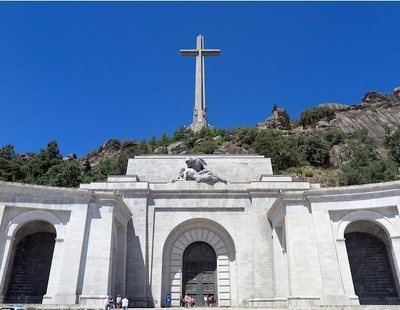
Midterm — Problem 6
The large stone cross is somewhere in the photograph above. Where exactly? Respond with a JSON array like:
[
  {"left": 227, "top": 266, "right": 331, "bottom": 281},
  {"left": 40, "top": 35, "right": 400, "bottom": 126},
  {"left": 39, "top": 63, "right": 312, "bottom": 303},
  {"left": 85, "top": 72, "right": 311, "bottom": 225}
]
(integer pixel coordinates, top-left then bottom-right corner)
[{"left": 180, "top": 35, "right": 220, "bottom": 132}]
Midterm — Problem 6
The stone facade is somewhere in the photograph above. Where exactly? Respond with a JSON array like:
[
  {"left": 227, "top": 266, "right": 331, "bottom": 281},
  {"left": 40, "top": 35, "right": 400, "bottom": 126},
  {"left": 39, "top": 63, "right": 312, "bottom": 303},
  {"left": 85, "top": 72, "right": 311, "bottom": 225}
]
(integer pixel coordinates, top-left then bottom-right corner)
[{"left": 0, "top": 155, "right": 400, "bottom": 308}]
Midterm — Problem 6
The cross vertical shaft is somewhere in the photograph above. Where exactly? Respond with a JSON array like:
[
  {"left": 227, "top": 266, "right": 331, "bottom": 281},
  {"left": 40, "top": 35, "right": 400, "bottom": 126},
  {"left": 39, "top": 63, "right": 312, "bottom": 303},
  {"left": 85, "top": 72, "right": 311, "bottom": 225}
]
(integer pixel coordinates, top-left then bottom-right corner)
[{"left": 180, "top": 35, "right": 220, "bottom": 132}]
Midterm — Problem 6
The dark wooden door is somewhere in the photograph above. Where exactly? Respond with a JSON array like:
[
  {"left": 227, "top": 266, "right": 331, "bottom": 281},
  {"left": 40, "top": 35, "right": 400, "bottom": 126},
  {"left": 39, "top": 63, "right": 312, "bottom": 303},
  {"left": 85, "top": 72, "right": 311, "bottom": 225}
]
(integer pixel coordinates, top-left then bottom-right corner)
[{"left": 182, "top": 242, "right": 217, "bottom": 306}]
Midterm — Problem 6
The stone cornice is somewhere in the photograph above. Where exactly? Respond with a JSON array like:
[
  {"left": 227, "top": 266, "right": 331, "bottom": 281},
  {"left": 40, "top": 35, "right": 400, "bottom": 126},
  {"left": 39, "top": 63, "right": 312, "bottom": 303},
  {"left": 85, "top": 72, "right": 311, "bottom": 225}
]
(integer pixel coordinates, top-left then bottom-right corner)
[
  {"left": 0, "top": 182, "right": 132, "bottom": 221},
  {"left": 0, "top": 180, "right": 93, "bottom": 204},
  {"left": 81, "top": 180, "right": 313, "bottom": 197},
  {"left": 267, "top": 191, "right": 310, "bottom": 228},
  {"left": 305, "top": 180, "right": 400, "bottom": 203}
]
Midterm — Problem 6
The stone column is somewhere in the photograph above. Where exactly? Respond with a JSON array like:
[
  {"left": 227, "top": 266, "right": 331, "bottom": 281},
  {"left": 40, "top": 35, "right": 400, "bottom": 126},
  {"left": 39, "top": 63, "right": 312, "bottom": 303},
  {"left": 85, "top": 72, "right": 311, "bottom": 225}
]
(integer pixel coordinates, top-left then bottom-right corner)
[
  {"left": 335, "top": 238, "right": 358, "bottom": 304},
  {"left": 0, "top": 204, "right": 9, "bottom": 301},
  {"left": 285, "top": 204, "right": 323, "bottom": 307},
  {"left": 47, "top": 204, "right": 89, "bottom": 304},
  {"left": 42, "top": 237, "right": 65, "bottom": 303},
  {"left": 79, "top": 203, "right": 115, "bottom": 307},
  {"left": 0, "top": 235, "right": 14, "bottom": 302},
  {"left": 272, "top": 226, "right": 289, "bottom": 299},
  {"left": 125, "top": 196, "right": 151, "bottom": 307},
  {"left": 312, "top": 211, "right": 352, "bottom": 304},
  {"left": 389, "top": 236, "right": 400, "bottom": 290},
  {"left": 113, "top": 224, "right": 127, "bottom": 296}
]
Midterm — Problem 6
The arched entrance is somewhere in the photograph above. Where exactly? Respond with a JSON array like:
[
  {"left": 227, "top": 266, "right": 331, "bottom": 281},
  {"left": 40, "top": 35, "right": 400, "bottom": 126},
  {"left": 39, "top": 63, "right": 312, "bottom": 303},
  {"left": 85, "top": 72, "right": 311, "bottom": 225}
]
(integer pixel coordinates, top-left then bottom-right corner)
[
  {"left": 3, "top": 221, "right": 56, "bottom": 304},
  {"left": 161, "top": 219, "right": 236, "bottom": 307},
  {"left": 345, "top": 220, "right": 400, "bottom": 305},
  {"left": 182, "top": 242, "right": 217, "bottom": 306}
]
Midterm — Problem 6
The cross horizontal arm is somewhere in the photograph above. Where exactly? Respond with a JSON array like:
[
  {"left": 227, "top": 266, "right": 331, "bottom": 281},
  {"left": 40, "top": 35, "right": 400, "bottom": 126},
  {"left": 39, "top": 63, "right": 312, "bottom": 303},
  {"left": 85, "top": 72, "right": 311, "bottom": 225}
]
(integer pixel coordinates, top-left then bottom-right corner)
[
  {"left": 180, "top": 49, "right": 199, "bottom": 56},
  {"left": 180, "top": 49, "right": 221, "bottom": 56},
  {"left": 202, "top": 49, "right": 221, "bottom": 56}
]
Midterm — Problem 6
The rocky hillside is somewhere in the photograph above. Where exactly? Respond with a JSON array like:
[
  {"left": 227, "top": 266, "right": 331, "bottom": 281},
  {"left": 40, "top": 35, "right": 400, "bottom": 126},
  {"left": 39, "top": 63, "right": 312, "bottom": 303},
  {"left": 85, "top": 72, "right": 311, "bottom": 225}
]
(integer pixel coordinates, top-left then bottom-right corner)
[
  {"left": 321, "top": 88, "right": 400, "bottom": 145},
  {"left": 74, "top": 87, "right": 399, "bottom": 187},
  {"left": 256, "top": 87, "right": 400, "bottom": 145},
  {"left": 1, "top": 87, "right": 399, "bottom": 188}
]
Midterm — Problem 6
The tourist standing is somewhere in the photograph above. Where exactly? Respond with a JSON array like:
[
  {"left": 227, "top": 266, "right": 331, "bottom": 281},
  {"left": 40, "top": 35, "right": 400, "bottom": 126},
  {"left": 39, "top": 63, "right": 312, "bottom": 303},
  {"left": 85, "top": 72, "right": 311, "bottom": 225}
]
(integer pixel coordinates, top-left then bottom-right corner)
[
  {"left": 116, "top": 294, "right": 122, "bottom": 309},
  {"left": 207, "top": 295, "right": 214, "bottom": 307},
  {"left": 122, "top": 296, "right": 129, "bottom": 310},
  {"left": 108, "top": 296, "right": 115, "bottom": 309}
]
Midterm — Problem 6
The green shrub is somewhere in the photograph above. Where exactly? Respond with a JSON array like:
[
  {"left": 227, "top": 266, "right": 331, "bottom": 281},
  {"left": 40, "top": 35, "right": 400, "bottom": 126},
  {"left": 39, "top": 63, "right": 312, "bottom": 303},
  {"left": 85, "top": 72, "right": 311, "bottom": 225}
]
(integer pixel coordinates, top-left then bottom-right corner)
[
  {"left": 303, "top": 136, "right": 330, "bottom": 167},
  {"left": 275, "top": 133, "right": 330, "bottom": 167},
  {"left": 324, "top": 129, "right": 350, "bottom": 147},
  {"left": 195, "top": 127, "right": 227, "bottom": 140},
  {"left": 23, "top": 141, "right": 63, "bottom": 184},
  {"left": 0, "top": 144, "right": 16, "bottom": 160},
  {"left": 172, "top": 126, "right": 189, "bottom": 142},
  {"left": 286, "top": 167, "right": 303, "bottom": 174},
  {"left": 339, "top": 142, "right": 398, "bottom": 186},
  {"left": 157, "top": 133, "right": 170, "bottom": 147},
  {"left": 385, "top": 128, "right": 400, "bottom": 164},
  {"left": 235, "top": 127, "right": 258, "bottom": 146},
  {"left": 304, "top": 169, "right": 314, "bottom": 177},
  {"left": 339, "top": 158, "right": 397, "bottom": 186},
  {"left": 136, "top": 140, "right": 150, "bottom": 154},
  {"left": 37, "top": 160, "right": 82, "bottom": 187},
  {"left": 0, "top": 158, "right": 25, "bottom": 182},
  {"left": 349, "top": 129, "right": 375, "bottom": 146},
  {"left": 299, "top": 106, "right": 336, "bottom": 128},
  {"left": 253, "top": 130, "right": 302, "bottom": 170},
  {"left": 190, "top": 140, "right": 218, "bottom": 154}
]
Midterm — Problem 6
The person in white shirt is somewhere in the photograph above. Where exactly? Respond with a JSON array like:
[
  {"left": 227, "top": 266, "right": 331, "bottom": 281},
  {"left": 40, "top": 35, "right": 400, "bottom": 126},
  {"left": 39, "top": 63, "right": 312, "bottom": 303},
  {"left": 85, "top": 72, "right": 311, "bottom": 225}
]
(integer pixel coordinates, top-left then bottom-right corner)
[
  {"left": 122, "top": 296, "right": 129, "bottom": 310},
  {"left": 116, "top": 294, "right": 122, "bottom": 308}
]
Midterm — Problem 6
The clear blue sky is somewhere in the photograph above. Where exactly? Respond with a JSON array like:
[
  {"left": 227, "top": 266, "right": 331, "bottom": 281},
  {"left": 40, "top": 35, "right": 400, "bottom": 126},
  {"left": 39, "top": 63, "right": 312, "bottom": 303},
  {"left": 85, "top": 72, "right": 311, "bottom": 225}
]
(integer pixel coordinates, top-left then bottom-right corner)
[{"left": 1, "top": 2, "right": 400, "bottom": 156}]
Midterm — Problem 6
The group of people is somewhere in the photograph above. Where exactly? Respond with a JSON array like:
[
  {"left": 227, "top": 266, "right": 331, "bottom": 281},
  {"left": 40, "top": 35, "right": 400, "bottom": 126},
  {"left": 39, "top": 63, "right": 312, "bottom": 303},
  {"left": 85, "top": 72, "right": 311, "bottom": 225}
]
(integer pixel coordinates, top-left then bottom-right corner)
[
  {"left": 104, "top": 294, "right": 129, "bottom": 310},
  {"left": 182, "top": 294, "right": 195, "bottom": 308},
  {"left": 182, "top": 294, "right": 214, "bottom": 307}
]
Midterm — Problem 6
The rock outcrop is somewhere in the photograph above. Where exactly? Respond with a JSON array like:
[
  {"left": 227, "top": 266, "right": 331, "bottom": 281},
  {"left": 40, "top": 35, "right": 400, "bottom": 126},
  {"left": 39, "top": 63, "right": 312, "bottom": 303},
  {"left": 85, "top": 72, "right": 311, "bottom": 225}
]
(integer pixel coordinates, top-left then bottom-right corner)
[
  {"left": 257, "top": 108, "right": 291, "bottom": 130},
  {"left": 215, "top": 140, "right": 250, "bottom": 154},
  {"left": 154, "top": 146, "right": 168, "bottom": 154},
  {"left": 79, "top": 158, "right": 91, "bottom": 175},
  {"left": 362, "top": 91, "right": 392, "bottom": 105},
  {"left": 328, "top": 87, "right": 400, "bottom": 145},
  {"left": 167, "top": 141, "right": 187, "bottom": 154}
]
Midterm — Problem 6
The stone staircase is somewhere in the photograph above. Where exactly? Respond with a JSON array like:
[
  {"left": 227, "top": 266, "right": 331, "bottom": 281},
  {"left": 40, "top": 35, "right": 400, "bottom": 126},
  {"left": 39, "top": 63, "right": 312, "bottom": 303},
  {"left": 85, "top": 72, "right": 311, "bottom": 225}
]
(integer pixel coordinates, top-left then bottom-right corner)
[{"left": 2, "top": 307, "right": 400, "bottom": 310}]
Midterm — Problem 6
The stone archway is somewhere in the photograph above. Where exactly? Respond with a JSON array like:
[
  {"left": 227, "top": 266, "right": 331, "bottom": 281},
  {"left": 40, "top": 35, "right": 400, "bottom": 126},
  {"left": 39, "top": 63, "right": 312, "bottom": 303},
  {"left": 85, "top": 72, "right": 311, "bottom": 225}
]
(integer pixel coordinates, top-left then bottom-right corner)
[
  {"left": 345, "top": 220, "right": 400, "bottom": 305},
  {"left": 3, "top": 221, "right": 56, "bottom": 303},
  {"left": 162, "top": 219, "right": 235, "bottom": 308}
]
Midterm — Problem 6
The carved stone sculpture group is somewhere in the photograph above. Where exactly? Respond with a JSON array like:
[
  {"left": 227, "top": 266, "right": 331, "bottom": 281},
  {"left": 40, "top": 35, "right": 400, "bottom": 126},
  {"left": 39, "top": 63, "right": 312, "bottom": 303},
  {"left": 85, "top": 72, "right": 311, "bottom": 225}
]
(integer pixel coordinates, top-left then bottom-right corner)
[{"left": 172, "top": 157, "right": 227, "bottom": 185}]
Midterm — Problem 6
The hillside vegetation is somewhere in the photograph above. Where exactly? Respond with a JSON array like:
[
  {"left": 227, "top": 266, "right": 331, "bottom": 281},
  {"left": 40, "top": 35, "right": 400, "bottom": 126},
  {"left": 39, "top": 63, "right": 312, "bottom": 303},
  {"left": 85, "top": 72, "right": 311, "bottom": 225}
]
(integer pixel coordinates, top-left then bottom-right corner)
[{"left": 1, "top": 88, "right": 400, "bottom": 188}]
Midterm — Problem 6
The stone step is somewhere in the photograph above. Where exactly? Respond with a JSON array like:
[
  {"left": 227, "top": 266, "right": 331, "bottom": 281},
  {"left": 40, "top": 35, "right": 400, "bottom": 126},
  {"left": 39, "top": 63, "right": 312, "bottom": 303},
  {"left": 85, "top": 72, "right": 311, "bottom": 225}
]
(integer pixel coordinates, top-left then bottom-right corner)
[{"left": 3, "top": 307, "right": 400, "bottom": 310}]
